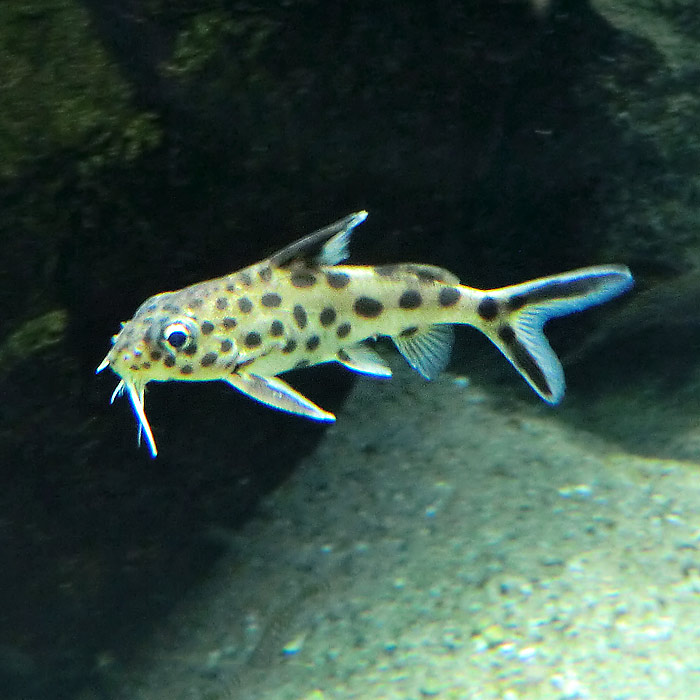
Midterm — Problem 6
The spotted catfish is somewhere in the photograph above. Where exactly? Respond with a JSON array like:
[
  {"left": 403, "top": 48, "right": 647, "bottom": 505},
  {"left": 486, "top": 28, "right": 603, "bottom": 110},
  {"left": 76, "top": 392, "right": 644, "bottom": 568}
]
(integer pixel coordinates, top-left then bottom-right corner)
[{"left": 97, "top": 211, "right": 633, "bottom": 456}]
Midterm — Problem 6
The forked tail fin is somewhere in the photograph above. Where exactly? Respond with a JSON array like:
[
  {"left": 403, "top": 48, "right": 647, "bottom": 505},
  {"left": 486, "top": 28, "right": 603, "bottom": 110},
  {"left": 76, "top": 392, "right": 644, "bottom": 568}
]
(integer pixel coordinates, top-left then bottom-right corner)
[{"left": 479, "top": 265, "right": 633, "bottom": 404}]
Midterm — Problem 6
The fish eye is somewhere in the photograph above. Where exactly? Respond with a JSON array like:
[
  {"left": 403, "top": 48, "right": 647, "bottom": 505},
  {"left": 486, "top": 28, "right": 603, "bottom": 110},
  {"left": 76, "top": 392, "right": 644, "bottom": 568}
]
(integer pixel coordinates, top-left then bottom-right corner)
[{"left": 163, "top": 322, "right": 193, "bottom": 349}]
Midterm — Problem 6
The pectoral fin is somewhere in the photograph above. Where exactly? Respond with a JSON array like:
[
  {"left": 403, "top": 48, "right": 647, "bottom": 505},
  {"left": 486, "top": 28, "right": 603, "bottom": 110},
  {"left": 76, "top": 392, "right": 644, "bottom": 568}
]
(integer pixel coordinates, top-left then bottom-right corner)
[{"left": 225, "top": 373, "right": 336, "bottom": 422}]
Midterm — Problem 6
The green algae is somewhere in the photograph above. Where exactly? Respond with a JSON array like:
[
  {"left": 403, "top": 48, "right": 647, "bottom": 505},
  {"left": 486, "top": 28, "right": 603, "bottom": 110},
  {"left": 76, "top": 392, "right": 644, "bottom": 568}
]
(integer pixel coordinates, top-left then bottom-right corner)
[
  {"left": 164, "top": 10, "right": 278, "bottom": 80},
  {"left": 0, "top": 0, "right": 160, "bottom": 181},
  {"left": 0, "top": 309, "right": 67, "bottom": 376}
]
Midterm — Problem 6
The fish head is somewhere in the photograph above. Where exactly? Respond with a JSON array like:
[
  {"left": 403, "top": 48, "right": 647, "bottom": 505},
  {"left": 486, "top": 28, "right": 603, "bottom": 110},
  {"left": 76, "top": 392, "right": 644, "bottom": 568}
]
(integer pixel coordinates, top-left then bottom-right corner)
[
  {"left": 100, "top": 304, "right": 190, "bottom": 380},
  {"left": 100, "top": 289, "right": 243, "bottom": 377},
  {"left": 96, "top": 290, "right": 241, "bottom": 456}
]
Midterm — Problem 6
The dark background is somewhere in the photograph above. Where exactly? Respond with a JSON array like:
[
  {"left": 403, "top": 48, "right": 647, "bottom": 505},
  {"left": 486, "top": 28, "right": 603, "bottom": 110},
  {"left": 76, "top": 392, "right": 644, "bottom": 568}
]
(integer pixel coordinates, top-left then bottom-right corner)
[{"left": 1, "top": 0, "right": 699, "bottom": 697}]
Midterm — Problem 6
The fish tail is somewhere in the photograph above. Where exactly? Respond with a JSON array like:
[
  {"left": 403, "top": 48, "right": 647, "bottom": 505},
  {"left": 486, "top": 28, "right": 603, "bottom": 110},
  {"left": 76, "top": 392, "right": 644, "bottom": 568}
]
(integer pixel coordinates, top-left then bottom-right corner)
[{"left": 474, "top": 265, "right": 633, "bottom": 403}]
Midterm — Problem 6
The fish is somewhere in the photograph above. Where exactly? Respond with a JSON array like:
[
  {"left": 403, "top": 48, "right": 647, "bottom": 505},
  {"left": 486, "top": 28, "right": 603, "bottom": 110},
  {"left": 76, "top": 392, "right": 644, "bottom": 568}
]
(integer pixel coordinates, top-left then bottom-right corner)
[{"left": 96, "top": 211, "right": 633, "bottom": 457}]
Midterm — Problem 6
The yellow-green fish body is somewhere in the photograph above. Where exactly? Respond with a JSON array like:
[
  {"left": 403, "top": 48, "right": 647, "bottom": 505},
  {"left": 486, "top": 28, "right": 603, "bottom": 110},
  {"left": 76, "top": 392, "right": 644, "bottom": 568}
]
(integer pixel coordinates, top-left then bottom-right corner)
[{"left": 97, "top": 212, "right": 633, "bottom": 456}]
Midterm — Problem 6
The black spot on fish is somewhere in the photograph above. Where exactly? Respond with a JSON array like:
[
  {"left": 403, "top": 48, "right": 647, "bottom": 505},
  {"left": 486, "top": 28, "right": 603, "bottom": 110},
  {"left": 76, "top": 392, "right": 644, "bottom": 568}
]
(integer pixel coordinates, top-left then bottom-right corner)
[
  {"left": 226, "top": 283, "right": 237, "bottom": 293},
  {"left": 270, "top": 320, "right": 284, "bottom": 337},
  {"left": 406, "top": 265, "right": 447, "bottom": 284},
  {"left": 438, "top": 287, "right": 460, "bottom": 307},
  {"left": 130, "top": 364, "right": 140, "bottom": 371},
  {"left": 180, "top": 364, "right": 193, "bottom": 375},
  {"left": 498, "top": 324, "right": 516, "bottom": 344},
  {"left": 524, "top": 276, "right": 609, "bottom": 305},
  {"left": 295, "top": 359, "right": 310, "bottom": 369},
  {"left": 245, "top": 331, "right": 261, "bottom": 348},
  {"left": 164, "top": 355, "right": 176, "bottom": 368},
  {"left": 201, "top": 352, "right": 218, "bottom": 367},
  {"left": 337, "top": 322, "right": 351, "bottom": 338},
  {"left": 221, "top": 339, "right": 233, "bottom": 352},
  {"left": 293, "top": 305, "right": 308, "bottom": 329},
  {"left": 189, "top": 298, "right": 203, "bottom": 309},
  {"left": 216, "top": 297, "right": 228, "bottom": 310},
  {"left": 306, "top": 335, "right": 320, "bottom": 351},
  {"left": 497, "top": 324, "right": 551, "bottom": 397},
  {"left": 417, "top": 271, "right": 440, "bottom": 283},
  {"left": 222, "top": 317, "right": 237, "bottom": 329},
  {"left": 183, "top": 343, "right": 198, "bottom": 356},
  {"left": 337, "top": 349, "right": 351, "bottom": 361},
  {"left": 238, "top": 297, "right": 253, "bottom": 313},
  {"left": 399, "top": 290, "right": 422, "bottom": 309},
  {"left": 259, "top": 266, "right": 272, "bottom": 282},
  {"left": 239, "top": 271, "right": 253, "bottom": 287},
  {"left": 261, "top": 292, "right": 282, "bottom": 308},
  {"left": 150, "top": 350, "right": 162, "bottom": 361},
  {"left": 326, "top": 271, "right": 350, "bottom": 289},
  {"left": 320, "top": 307, "right": 336, "bottom": 327},
  {"left": 201, "top": 321, "right": 214, "bottom": 335},
  {"left": 507, "top": 295, "right": 527, "bottom": 312},
  {"left": 399, "top": 326, "right": 418, "bottom": 337},
  {"left": 291, "top": 271, "right": 316, "bottom": 288},
  {"left": 282, "top": 339, "right": 297, "bottom": 353},
  {"left": 477, "top": 297, "right": 499, "bottom": 321},
  {"left": 354, "top": 296, "right": 384, "bottom": 318},
  {"left": 142, "top": 362, "right": 151, "bottom": 370},
  {"left": 162, "top": 303, "right": 181, "bottom": 313},
  {"left": 375, "top": 265, "right": 399, "bottom": 278}
]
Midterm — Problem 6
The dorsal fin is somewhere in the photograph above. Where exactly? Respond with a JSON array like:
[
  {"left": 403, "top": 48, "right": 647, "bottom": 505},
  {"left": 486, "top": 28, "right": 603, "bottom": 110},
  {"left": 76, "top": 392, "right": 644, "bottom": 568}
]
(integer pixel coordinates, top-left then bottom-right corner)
[{"left": 268, "top": 211, "right": 367, "bottom": 268}]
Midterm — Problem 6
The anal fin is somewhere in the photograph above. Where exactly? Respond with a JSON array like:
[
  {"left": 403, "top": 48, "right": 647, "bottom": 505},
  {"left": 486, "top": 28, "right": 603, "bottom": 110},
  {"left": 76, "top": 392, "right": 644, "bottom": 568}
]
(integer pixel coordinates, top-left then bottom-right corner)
[
  {"left": 337, "top": 344, "right": 392, "bottom": 378},
  {"left": 392, "top": 324, "right": 454, "bottom": 380},
  {"left": 225, "top": 373, "right": 335, "bottom": 422}
]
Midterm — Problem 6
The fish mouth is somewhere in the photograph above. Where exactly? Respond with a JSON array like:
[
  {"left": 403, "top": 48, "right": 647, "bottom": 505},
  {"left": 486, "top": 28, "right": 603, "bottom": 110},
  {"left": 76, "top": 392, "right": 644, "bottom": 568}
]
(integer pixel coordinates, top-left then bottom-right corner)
[{"left": 97, "top": 357, "right": 158, "bottom": 458}]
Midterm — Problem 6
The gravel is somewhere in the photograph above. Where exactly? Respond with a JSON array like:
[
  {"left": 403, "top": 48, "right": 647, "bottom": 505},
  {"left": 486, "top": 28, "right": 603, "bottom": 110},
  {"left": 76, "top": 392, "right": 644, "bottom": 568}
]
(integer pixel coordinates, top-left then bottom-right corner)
[{"left": 107, "top": 364, "right": 700, "bottom": 700}]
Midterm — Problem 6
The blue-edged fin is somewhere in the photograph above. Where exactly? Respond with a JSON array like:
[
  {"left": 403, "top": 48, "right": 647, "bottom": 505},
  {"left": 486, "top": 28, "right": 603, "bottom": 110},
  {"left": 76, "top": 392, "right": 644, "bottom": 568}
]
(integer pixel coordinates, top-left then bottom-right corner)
[
  {"left": 268, "top": 211, "right": 367, "bottom": 267},
  {"left": 337, "top": 344, "right": 393, "bottom": 378},
  {"left": 392, "top": 325, "right": 455, "bottom": 380},
  {"left": 481, "top": 265, "right": 634, "bottom": 404},
  {"left": 226, "top": 373, "right": 336, "bottom": 421}
]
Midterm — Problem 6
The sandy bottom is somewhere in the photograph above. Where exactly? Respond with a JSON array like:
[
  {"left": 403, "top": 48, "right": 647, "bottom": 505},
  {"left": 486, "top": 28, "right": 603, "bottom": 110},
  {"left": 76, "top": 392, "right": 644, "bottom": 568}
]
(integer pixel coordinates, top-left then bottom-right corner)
[{"left": 110, "top": 365, "right": 700, "bottom": 700}]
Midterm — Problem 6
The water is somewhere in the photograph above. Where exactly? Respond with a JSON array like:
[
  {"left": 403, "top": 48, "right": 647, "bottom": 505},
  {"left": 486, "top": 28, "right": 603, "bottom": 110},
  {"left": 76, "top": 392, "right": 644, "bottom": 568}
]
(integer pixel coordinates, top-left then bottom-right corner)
[{"left": 1, "top": 0, "right": 700, "bottom": 698}]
